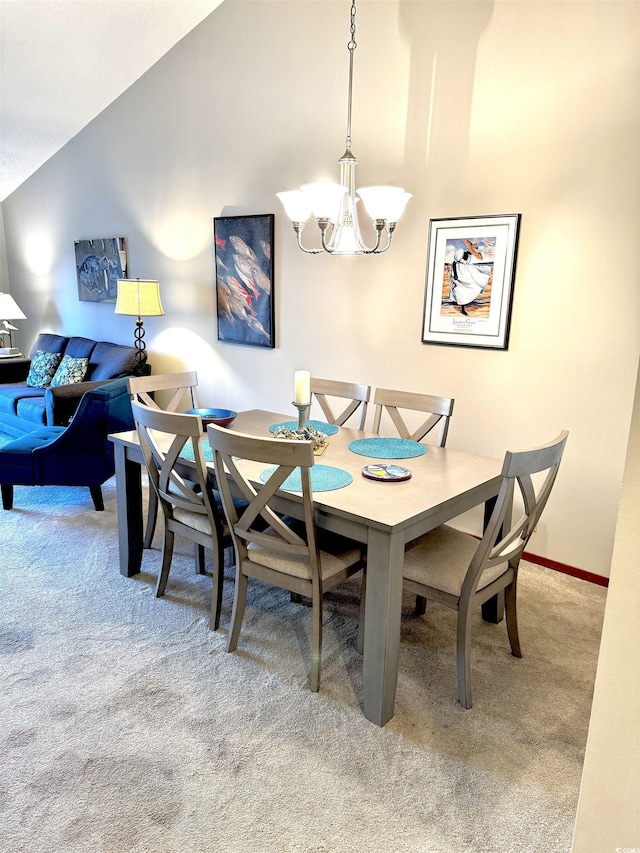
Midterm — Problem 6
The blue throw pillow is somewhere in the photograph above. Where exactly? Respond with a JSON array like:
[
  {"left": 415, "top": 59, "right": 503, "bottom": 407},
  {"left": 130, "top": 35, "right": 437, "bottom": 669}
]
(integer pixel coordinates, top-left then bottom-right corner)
[
  {"left": 26, "top": 351, "right": 63, "bottom": 388},
  {"left": 50, "top": 354, "right": 89, "bottom": 387}
]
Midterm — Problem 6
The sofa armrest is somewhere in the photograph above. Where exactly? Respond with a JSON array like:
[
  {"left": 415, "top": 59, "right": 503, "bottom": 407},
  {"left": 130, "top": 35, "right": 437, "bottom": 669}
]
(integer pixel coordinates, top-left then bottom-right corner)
[
  {"left": 45, "top": 380, "right": 121, "bottom": 426},
  {"left": 0, "top": 357, "right": 31, "bottom": 384}
]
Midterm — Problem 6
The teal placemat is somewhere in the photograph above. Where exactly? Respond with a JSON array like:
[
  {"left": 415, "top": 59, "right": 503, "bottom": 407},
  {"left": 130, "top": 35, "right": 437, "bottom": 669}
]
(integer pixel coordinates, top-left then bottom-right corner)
[
  {"left": 259, "top": 464, "right": 352, "bottom": 492},
  {"left": 348, "top": 437, "right": 427, "bottom": 459},
  {"left": 179, "top": 440, "right": 213, "bottom": 463},
  {"left": 268, "top": 420, "right": 339, "bottom": 436}
]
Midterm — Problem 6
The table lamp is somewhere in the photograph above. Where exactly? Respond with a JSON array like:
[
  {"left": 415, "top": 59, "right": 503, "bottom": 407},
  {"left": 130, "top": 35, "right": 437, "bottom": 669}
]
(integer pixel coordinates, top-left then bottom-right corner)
[
  {"left": 0, "top": 292, "right": 27, "bottom": 353},
  {"left": 115, "top": 279, "right": 164, "bottom": 373}
]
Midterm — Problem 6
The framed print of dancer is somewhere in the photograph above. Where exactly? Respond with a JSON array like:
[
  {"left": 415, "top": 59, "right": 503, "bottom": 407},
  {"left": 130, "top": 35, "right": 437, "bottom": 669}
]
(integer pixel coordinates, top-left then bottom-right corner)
[{"left": 422, "top": 214, "right": 520, "bottom": 350}]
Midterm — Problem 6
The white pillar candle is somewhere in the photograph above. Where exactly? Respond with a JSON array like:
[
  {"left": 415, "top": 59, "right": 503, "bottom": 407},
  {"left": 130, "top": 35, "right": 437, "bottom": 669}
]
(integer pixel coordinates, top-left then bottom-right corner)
[{"left": 294, "top": 370, "right": 311, "bottom": 405}]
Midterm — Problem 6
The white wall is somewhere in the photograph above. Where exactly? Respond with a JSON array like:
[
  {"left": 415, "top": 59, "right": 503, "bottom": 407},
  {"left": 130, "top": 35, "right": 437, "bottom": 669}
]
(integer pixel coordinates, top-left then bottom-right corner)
[{"left": 1, "top": 0, "right": 638, "bottom": 577}]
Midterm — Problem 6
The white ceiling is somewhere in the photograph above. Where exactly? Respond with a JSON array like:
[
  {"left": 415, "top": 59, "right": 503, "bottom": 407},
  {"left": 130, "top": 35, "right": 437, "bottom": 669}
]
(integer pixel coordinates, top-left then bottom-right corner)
[{"left": 0, "top": 0, "right": 223, "bottom": 202}]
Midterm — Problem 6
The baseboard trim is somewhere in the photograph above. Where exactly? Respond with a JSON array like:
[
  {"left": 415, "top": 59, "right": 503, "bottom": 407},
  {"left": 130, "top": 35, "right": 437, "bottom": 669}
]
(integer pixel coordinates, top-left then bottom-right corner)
[{"left": 523, "top": 551, "right": 609, "bottom": 587}]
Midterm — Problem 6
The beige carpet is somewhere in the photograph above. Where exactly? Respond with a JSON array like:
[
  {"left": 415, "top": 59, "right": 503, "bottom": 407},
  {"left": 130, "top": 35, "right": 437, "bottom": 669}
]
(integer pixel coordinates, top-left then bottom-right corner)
[{"left": 0, "top": 478, "right": 606, "bottom": 853}]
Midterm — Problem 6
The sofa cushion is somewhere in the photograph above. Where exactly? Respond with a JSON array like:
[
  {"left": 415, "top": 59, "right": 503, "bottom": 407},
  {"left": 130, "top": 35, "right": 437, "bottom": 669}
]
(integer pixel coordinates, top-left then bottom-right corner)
[
  {"left": 64, "top": 336, "right": 97, "bottom": 359},
  {"left": 89, "top": 341, "right": 140, "bottom": 380},
  {"left": 16, "top": 396, "right": 47, "bottom": 425},
  {"left": 26, "top": 351, "right": 63, "bottom": 388},
  {"left": 0, "top": 385, "right": 45, "bottom": 416},
  {"left": 29, "top": 334, "right": 69, "bottom": 358},
  {"left": 50, "top": 355, "right": 89, "bottom": 387}
]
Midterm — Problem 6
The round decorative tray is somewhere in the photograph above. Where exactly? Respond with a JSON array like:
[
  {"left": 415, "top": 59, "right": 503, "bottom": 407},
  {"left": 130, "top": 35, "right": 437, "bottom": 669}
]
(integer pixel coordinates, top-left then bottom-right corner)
[{"left": 362, "top": 464, "right": 412, "bottom": 482}]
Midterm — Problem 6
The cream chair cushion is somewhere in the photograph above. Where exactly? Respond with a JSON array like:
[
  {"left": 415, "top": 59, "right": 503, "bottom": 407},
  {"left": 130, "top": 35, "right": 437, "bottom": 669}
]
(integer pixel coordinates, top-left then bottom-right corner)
[
  {"left": 248, "top": 530, "right": 361, "bottom": 582},
  {"left": 403, "top": 525, "right": 507, "bottom": 598},
  {"left": 174, "top": 506, "right": 222, "bottom": 536}
]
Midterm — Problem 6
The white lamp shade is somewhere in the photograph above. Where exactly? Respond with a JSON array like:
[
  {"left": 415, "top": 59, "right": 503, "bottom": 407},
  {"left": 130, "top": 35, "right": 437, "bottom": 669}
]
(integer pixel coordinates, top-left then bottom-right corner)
[
  {"left": 300, "top": 182, "right": 348, "bottom": 221},
  {"left": 276, "top": 191, "right": 313, "bottom": 223},
  {"left": 357, "top": 187, "right": 412, "bottom": 223},
  {"left": 115, "top": 279, "right": 164, "bottom": 318},
  {"left": 0, "top": 292, "right": 26, "bottom": 320}
]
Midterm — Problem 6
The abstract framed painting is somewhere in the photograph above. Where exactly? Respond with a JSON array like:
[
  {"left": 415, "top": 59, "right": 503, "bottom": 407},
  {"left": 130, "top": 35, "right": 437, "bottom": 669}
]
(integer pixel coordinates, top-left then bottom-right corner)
[
  {"left": 75, "top": 237, "right": 127, "bottom": 303},
  {"left": 213, "top": 214, "right": 275, "bottom": 348},
  {"left": 422, "top": 214, "right": 521, "bottom": 350}
]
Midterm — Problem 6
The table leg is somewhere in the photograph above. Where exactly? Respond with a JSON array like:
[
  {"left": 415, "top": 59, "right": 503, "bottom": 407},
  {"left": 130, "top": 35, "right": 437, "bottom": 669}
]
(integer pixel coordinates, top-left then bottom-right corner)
[
  {"left": 362, "top": 528, "right": 405, "bottom": 726},
  {"left": 113, "top": 443, "right": 144, "bottom": 577}
]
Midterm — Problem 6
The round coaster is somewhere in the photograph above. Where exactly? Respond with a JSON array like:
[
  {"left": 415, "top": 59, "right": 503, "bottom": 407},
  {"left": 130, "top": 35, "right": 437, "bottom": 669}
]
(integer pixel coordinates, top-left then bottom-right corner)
[
  {"left": 362, "top": 464, "right": 412, "bottom": 482},
  {"left": 259, "top": 464, "right": 352, "bottom": 492},
  {"left": 348, "top": 437, "right": 427, "bottom": 459},
  {"left": 269, "top": 420, "right": 339, "bottom": 436}
]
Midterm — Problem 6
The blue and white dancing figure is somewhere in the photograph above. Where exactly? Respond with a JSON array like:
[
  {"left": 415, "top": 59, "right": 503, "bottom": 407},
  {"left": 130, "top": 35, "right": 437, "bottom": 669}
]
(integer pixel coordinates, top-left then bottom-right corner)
[{"left": 448, "top": 239, "right": 492, "bottom": 316}]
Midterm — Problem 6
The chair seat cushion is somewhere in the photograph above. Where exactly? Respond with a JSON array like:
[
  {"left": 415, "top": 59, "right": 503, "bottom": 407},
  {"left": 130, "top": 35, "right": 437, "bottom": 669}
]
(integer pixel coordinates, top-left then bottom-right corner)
[
  {"left": 247, "top": 529, "right": 361, "bottom": 582},
  {"left": 403, "top": 525, "right": 507, "bottom": 598},
  {"left": 173, "top": 506, "right": 228, "bottom": 537}
]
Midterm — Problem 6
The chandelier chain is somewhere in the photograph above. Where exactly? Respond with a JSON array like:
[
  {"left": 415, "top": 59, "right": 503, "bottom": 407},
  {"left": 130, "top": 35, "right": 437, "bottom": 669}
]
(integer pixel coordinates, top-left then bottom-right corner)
[
  {"left": 345, "top": 0, "right": 357, "bottom": 148},
  {"left": 348, "top": 0, "right": 357, "bottom": 52}
]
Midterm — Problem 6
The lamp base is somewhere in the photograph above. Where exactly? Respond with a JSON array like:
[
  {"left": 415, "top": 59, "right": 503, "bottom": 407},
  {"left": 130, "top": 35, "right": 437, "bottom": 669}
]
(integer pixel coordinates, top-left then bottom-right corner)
[{"left": 133, "top": 319, "right": 148, "bottom": 375}]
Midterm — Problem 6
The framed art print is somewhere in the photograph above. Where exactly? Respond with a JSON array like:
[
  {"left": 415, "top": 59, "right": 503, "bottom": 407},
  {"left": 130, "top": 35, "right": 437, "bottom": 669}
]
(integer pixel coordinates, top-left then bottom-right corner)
[
  {"left": 75, "top": 237, "right": 127, "bottom": 303},
  {"left": 422, "top": 214, "right": 521, "bottom": 350},
  {"left": 214, "top": 214, "right": 275, "bottom": 348}
]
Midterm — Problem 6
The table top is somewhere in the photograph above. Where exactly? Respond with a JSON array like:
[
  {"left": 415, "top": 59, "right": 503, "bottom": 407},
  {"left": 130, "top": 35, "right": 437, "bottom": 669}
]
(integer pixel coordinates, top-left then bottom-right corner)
[{"left": 110, "top": 408, "right": 503, "bottom": 540}]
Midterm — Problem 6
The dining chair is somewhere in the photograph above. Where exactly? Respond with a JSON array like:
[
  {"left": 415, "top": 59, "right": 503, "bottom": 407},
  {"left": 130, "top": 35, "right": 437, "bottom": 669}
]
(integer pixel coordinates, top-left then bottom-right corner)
[
  {"left": 310, "top": 377, "right": 371, "bottom": 431},
  {"left": 128, "top": 370, "right": 199, "bottom": 412},
  {"left": 371, "top": 387, "right": 456, "bottom": 614},
  {"left": 128, "top": 372, "right": 200, "bottom": 549},
  {"left": 131, "top": 401, "right": 232, "bottom": 630},
  {"left": 207, "top": 423, "right": 365, "bottom": 692},
  {"left": 371, "top": 387, "right": 454, "bottom": 446},
  {"left": 400, "top": 430, "right": 569, "bottom": 709}
]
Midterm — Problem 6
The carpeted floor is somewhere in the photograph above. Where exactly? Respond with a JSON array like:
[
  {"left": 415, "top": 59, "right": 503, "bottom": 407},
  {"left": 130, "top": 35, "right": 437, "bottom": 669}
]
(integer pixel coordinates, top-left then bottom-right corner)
[{"left": 0, "top": 477, "right": 606, "bottom": 853}]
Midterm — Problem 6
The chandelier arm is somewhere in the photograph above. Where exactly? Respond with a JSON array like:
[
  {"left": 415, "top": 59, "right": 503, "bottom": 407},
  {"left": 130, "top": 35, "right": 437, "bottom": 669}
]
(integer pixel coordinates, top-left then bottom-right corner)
[
  {"left": 360, "top": 225, "right": 394, "bottom": 255},
  {"left": 319, "top": 220, "right": 336, "bottom": 254},
  {"left": 374, "top": 225, "right": 393, "bottom": 254},
  {"left": 293, "top": 224, "right": 324, "bottom": 255},
  {"left": 362, "top": 229, "right": 383, "bottom": 254}
]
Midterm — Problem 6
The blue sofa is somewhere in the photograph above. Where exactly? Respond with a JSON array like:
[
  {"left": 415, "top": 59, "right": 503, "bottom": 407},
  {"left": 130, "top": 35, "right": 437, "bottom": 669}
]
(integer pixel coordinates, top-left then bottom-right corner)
[{"left": 0, "top": 333, "right": 146, "bottom": 438}]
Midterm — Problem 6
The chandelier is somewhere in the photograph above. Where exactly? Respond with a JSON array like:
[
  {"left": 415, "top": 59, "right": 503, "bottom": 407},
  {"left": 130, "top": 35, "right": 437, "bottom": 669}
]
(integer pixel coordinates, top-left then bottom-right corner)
[{"left": 277, "top": 0, "right": 411, "bottom": 255}]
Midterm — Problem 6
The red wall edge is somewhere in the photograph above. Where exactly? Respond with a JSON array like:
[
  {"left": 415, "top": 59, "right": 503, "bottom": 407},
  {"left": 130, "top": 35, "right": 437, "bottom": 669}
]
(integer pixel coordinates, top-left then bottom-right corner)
[{"left": 523, "top": 551, "right": 610, "bottom": 587}]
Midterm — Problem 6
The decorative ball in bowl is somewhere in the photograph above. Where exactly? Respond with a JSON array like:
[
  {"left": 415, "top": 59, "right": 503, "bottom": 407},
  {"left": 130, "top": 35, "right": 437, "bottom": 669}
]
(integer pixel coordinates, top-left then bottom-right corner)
[{"left": 186, "top": 408, "right": 237, "bottom": 429}]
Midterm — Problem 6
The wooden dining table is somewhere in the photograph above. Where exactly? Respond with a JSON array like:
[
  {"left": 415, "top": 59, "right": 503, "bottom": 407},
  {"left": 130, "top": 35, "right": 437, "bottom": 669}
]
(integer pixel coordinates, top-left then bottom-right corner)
[{"left": 109, "top": 408, "right": 505, "bottom": 726}]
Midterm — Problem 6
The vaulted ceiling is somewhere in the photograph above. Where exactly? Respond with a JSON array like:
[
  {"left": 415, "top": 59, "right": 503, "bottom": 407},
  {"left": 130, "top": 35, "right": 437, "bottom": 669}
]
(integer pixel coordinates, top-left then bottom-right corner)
[{"left": 0, "top": 0, "right": 223, "bottom": 202}]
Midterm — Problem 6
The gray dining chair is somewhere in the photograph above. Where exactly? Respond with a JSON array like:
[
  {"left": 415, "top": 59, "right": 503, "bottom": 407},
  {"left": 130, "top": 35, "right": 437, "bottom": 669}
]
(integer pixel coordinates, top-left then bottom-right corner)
[
  {"left": 372, "top": 386, "right": 455, "bottom": 614},
  {"left": 131, "top": 401, "right": 232, "bottom": 631},
  {"left": 372, "top": 387, "right": 455, "bottom": 446},
  {"left": 400, "top": 430, "right": 569, "bottom": 709},
  {"left": 207, "top": 423, "right": 365, "bottom": 692},
  {"left": 310, "top": 377, "right": 371, "bottom": 431},
  {"left": 128, "top": 371, "right": 200, "bottom": 550}
]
